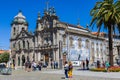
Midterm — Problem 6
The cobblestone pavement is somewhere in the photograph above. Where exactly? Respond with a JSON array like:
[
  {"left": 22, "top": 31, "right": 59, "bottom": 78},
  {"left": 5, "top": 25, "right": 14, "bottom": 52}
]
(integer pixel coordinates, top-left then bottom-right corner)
[{"left": 0, "top": 68, "right": 120, "bottom": 80}]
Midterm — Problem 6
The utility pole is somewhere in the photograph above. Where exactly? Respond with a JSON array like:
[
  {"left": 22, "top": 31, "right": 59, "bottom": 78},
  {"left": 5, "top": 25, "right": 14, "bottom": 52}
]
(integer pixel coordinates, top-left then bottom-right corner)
[{"left": 66, "top": 25, "right": 70, "bottom": 61}]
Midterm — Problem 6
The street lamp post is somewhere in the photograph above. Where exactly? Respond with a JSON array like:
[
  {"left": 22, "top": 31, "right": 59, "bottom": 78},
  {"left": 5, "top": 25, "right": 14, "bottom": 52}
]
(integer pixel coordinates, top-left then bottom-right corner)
[
  {"left": 66, "top": 25, "right": 70, "bottom": 61},
  {"left": 59, "top": 40, "right": 62, "bottom": 69}
]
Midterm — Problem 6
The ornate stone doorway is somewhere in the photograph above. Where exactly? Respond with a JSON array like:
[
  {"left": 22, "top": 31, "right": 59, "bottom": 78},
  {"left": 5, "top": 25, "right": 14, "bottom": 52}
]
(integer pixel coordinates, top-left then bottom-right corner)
[
  {"left": 45, "top": 54, "right": 49, "bottom": 62},
  {"left": 22, "top": 55, "right": 25, "bottom": 66},
  {"left": 18, "top": 56, "right": 20, "bottom": 66},
  {"left": 45, "top": 54, "right": 49, "bottom": 66}
]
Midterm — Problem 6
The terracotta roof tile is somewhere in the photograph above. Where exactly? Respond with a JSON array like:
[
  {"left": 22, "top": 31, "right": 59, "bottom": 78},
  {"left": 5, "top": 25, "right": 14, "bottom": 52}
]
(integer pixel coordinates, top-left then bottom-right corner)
[
  {"left": 91, "top": 32, "right": 106, "bottom": 36},
  {"left": 0, "top": 50, "right": 9, "bottom": 54}
]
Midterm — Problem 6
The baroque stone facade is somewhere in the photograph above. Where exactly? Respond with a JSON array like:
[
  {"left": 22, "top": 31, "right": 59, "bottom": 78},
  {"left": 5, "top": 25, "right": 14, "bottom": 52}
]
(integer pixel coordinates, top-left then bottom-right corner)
[{"left": 10, "top": 8, "right": 120, "bottom": 68}]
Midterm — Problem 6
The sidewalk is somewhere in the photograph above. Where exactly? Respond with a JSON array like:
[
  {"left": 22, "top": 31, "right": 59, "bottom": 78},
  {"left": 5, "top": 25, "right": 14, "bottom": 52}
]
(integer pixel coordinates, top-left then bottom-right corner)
[
  {"left": 0, "top": 68, "right": 120, "bottom": 80},
  {"left": 41, "top": 68, "right": 120, "bottom": 80}
]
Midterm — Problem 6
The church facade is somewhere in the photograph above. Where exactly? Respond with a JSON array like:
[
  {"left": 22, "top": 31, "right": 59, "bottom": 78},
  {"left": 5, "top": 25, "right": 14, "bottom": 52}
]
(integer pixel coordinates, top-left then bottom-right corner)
[{"left": 10, "top": 8, "right": 120, "bottom": 68}]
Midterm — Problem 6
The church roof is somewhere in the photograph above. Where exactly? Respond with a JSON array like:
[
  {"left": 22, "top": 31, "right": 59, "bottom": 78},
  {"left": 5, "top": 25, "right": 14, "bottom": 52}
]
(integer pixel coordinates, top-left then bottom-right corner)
[
  {"left": 14, "top": 10, "right": 26, "bottom": 19},
  {"left": 59, "top": 21, "right": 90, "bottom": 31},
  {"left": 91, "top": 32, "right": 106, "bottom": 37}
]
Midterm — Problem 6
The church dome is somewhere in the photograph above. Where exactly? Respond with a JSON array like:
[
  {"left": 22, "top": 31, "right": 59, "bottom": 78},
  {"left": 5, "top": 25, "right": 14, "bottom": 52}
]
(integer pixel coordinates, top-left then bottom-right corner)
[{"left": 11, "top": 10, "right": 28, "bottom": 25}]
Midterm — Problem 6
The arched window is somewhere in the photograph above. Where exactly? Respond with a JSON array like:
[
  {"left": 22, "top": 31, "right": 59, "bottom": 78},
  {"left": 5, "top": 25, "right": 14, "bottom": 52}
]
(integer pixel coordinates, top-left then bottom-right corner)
[
  {"left": 91, "top": 42, "right": 94, "bottom": 48},
  {"left": 27, "top": 41, "right": 29, "bottom": 49},
  {"left": 96, "top": 43, "right": 98, "bottom": 48},
  {"left": 13, "top": 27, "right": 16, "bottom": 35},
  {"left": 100, "top": 43, "right": 102, "bottom": 47},
  {"left": 97, "top": 48, "right": 99, "bottom": 58},
  {"left": 96, "top": 42, "right": 99, "bottom": 57},
  {"left": 86, "top": 39, "right": 89, "bottom": 49},
  {"left": 70, "top": 37, "right": 73, "bottom": 47},
  {"left": 23, "top": 40, "right": 25, "bottom": 49},
  {"left": 18, "top": 56, "right": 20, "bottom": 66},
  {"left": 18, "top": 41, "right": 21, "bottom": 49},
  {"left": 13, "top": 43, "right": 16, "bottom": 48},
  {"left": 100, "top": 43, "right": 103, "bottom": 58},
  {"left": 91, "top": 42, "right": 94, "bottom": 62},
  {"left": 22, "top": 55, "right": 25, "bottom": 66},
  {"left": 63, "top": 35, "right": 66, "bottom": 45},
  {"left": 78, "top": 38, "right": 82, "bottom": 48}
]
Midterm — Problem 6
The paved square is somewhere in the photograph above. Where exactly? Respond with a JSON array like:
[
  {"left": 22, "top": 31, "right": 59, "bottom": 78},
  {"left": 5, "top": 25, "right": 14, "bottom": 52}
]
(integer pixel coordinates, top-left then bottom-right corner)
[{"left": 0, "top": 68, "right": 120, "bottom": 80}]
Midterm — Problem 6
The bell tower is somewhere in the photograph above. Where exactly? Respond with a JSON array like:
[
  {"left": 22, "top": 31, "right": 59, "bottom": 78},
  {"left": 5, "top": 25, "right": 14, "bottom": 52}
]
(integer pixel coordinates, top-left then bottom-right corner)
[
  {"left": 36, "top": 12, "right": 43, "bottom": 31},
  {"left": 11, "top": 10, "right": 28, "bottom": 39}
]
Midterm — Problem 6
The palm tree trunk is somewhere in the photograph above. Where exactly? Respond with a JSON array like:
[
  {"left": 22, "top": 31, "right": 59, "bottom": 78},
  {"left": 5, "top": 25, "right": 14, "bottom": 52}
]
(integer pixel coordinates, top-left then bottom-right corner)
[{"left": 108, "top": 25, "right": 113, "bottom": 66}]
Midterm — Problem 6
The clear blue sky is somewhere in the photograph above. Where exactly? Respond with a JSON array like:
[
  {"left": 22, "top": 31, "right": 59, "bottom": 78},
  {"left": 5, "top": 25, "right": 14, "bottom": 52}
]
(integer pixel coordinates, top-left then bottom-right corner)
[{"left": 0, "top": 0, "right": 100, "bottom": 50}]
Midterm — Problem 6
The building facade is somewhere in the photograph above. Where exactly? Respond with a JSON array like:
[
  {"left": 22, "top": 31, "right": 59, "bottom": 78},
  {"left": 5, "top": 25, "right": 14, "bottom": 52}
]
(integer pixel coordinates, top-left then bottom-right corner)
[{"left": 10, "top": 8, "right": 120, "bottom": 68}]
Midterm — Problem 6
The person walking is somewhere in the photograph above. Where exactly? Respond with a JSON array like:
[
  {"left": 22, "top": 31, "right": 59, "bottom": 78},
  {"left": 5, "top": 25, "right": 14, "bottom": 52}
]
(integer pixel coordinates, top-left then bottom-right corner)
[
  {"left": 105, "top": 61, "right": 110, "bottom": 72},
  {"left": 50, "top": 61, "right": 53, "bottom": 69},
  {"left": 82, "top": 60, "right": 85, "bottom": 70},
  {"left": 86, "top": 58, "right": 89, "bottom": 70},
  {"left": 27, "top": 61, "right": 31, "bottom": 72},
  {"left": 53, "top": 61, "right": 56, "bottom": 69},
  {"left": 24, "top": 61, "right": 28, "bottom": 71},
  {"left": 64, "top": 61, "right": 69, "bottom": 79},
  {"left": 38, "top": 61, "right": 41, "bottom": 71},
  {"left": 56, "top": 61, "right": 58, "bottom": 69},
  {"left": 68, "top": 61, "right": 73, "bottom": 79}
]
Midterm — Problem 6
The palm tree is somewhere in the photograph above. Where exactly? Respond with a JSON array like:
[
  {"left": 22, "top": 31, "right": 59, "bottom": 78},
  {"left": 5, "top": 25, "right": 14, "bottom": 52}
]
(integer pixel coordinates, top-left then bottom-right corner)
[{"left": 90, "top": 0, "right": 120, "bottom": 66}]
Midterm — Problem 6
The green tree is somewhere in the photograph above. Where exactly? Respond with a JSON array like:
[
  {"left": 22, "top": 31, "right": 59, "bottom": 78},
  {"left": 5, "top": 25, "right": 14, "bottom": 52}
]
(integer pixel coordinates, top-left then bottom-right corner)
[
  {"left": 90, "top": 0, "right": 120, "bottom": 66},
  {"left": 0, "top": 52, "right": 10, "bottom": 63}
]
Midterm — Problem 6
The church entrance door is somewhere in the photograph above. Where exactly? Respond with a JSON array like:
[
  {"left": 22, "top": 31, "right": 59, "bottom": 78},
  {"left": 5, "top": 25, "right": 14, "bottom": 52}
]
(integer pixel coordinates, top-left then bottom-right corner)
[{"left": 45, "top": 54, "right": 49, "bottom": 66}]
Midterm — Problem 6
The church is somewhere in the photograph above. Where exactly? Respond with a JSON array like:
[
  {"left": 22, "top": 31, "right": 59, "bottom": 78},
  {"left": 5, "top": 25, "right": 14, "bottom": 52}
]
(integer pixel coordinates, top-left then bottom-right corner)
[{"left": 10, "top": 7, "right": 120, "bottom": 68}]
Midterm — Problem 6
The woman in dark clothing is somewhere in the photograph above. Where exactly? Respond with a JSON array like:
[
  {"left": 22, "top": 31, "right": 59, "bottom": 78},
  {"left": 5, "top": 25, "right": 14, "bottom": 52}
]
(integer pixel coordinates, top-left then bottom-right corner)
[
  {"left": 64, "top": 61, "right": 69, "bottom": 78},
  {"left": 86, "top": 58, "right": 89, "bottom": 70},
  {"left": 82, "top": 61, "right": 85, "bottom": 70},
  {"left": 28, "top": 62, "right": 31, "bottom": 72},
  {"left": 38, "top": 62, "right": 41, "bottom": 71}
]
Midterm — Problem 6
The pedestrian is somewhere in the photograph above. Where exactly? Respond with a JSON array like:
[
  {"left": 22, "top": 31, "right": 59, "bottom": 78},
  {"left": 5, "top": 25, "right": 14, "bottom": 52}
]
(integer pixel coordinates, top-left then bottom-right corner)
[
  {"left": 68, "top": 61, "right": 73, "bottom": 79},
  {"left": 64, "top": 61, "right": 69, "bottom": 79},
  {"left": 86, "top": 58, "right": 89, "bottom": 70},
  {"left": 97, "top": 60, "right": 100, "bottom": 68},
  {"left": 102, "top": 61, "right": 105, "bottom": 67},
  {"left": 37, "top": 61, "right": 41, "bottom": 71},
  {"left": 51, "top": 61, "right": 53, "bottom": 69},
  {"left": 82, "top": 60, "right": 85, "bottom": 70},
  {"left": 33, "top": 62, "right": 37, "bottom": 71},
  {"left": 53, "top": 61, "right": 56, "bottom": 69},
  {"left": 56, "top": 61, "right": 58, "bottom": 69},
  {"left": 105, "top": 61, "right": 110, "bottom": 72},
  {"left": 24, "top": 61, "right": 28, "bottom": 71},
  {"left": 28, "top": 61, "right": 31, "bottom": 72}
]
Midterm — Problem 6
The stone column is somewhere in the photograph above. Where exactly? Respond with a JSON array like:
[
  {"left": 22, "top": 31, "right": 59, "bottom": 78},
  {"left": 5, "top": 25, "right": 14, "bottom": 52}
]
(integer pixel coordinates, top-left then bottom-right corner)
[
  {"left": 53, "top": 32, "right": 55, "bottom": 61},
  {"left": 38, "top": 52, "right": 41, "bottom": 61},
  {"left": 43, "top": 55, "right": 45, "bottom": 64},
  {"left": 90, "top": 40, "right": 93, "bottom": 64},
  {"left": 20, "top": 53, "right": 23, "bottom": 68},
  {"left": 56, "top": 31, "right": 60, "bottom": 68},
  {"left": 15, "top": 54, "right": 18, "bottom": 69},
  {"left": 29, "top": 51, "right": 33, "bottom": 62},
  {"left": 25, "top": 53, "right": 27, "bottom": 62},
  {"left": 34, "top": 52, "right": 36, "bottom": 61}
]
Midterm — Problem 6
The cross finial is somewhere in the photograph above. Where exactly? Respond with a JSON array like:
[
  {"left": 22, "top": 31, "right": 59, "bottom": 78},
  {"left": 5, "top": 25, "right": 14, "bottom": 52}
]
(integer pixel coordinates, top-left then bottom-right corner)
[
  {"left": 46, "top": 1, "right": 49, "bottom": 11},
  {"left": 37, "top": 11, "right": 41, "bottom": 20},
  {"left": 77, "top": 18, "right": 80, "bottom": 25}
]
